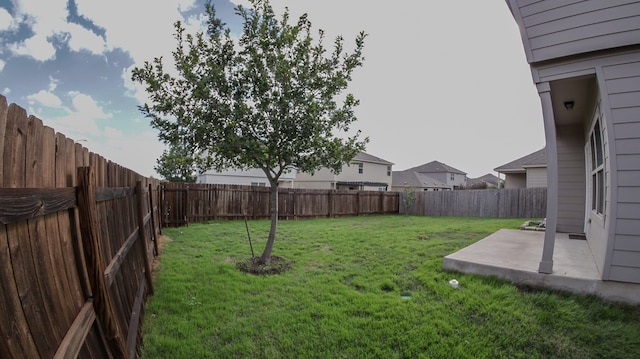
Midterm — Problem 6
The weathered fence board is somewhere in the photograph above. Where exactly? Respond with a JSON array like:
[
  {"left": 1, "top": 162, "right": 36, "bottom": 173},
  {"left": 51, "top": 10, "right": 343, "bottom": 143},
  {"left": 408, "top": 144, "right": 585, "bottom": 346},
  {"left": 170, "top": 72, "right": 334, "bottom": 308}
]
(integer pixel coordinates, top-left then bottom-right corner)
[
  {"left": 401, "top": 188, "right": 547, "bottom": 218},
  {"left": 0, "top": 187, "right": 76, "bottom": 224},
  {"left": 0, "top": 95, "right": 162, "bottom": 359},
  {"left": 161, "top": 183, "right": 400, "bottom": 226}
]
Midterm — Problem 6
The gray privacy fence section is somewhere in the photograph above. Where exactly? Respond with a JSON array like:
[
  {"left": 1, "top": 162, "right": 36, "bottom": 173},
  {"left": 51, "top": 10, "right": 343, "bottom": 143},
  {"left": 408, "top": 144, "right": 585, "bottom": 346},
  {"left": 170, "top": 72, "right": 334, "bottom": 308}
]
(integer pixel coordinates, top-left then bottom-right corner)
[{"left": 400, "top": 188, "right": 547, "bottom": 218}]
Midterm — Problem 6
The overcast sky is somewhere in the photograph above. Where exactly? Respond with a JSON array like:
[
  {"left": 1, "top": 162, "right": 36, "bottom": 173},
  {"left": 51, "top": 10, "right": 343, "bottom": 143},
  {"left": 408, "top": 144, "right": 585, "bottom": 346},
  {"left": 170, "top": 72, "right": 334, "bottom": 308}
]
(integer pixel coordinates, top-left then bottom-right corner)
[{"left": 0, "top": 0, "right": 545, "bottom": 179}]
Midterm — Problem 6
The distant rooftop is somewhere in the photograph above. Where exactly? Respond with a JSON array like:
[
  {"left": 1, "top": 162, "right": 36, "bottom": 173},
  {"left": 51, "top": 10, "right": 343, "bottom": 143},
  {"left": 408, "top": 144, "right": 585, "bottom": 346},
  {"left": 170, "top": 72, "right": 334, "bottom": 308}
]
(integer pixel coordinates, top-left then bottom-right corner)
[
  {"left": 392, "top": 170, "right": 451, "bottom": 189},
  {"left": 408, "top": 160, "right": 466, "bottom": 175},
  {"left": 353, "top": 152, "right": 394, "bottom": 165},
  {"left": 494, "top": 148, "right": 546, "bottom": 173}
]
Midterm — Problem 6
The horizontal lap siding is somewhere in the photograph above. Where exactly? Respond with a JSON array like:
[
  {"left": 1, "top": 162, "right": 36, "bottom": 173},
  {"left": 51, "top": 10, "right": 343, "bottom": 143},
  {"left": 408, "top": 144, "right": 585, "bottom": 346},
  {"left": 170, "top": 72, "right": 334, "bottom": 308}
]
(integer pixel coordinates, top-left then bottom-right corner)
[
  {"left": 513, "top": 0, "right": 640, "bottom": 63},
  {"left": 605, "top": 59, "right": 640, "bottom": 283},
  {"left": 556, "top": 125, "right": 586, "bottom": 233}
]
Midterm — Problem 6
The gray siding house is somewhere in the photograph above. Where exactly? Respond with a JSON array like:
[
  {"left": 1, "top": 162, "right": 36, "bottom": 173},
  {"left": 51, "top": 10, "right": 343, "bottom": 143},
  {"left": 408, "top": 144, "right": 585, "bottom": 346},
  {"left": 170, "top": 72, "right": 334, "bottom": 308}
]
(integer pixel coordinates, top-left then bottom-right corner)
[
  {"left": 405, "top": 161, "right": 467, "bottom": 189},
  {"left": 507, "top": 0, "right": 640, "bottom": 283},
  {"left": 494, "top": 148, "right": 547, "bottom": 189},
  {"left": 294, "top": 152, "right": 393, "bottom": 191}
]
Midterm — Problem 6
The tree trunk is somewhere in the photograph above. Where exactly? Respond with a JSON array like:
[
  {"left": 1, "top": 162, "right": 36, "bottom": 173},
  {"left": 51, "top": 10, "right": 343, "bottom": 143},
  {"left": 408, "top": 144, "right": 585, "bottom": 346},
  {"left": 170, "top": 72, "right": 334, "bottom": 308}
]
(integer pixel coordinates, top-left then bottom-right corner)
[{"left": 260, "top": 181, "right": 278, "bottom": 264}]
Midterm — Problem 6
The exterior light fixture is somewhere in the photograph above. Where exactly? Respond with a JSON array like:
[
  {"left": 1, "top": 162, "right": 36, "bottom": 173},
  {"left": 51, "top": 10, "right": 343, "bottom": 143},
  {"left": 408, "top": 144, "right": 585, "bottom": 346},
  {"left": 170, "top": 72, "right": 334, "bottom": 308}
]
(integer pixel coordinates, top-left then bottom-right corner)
[{"left": 564, "top": 101, "right": 575, "bottom": 110}]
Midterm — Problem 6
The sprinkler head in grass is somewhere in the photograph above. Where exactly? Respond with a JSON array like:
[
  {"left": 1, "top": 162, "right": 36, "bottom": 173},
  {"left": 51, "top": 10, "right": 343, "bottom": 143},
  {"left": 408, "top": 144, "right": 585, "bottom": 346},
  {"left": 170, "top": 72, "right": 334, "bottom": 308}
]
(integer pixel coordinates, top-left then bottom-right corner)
[{"left": 449, "top": 279, "right": 459, "bottom": 289}]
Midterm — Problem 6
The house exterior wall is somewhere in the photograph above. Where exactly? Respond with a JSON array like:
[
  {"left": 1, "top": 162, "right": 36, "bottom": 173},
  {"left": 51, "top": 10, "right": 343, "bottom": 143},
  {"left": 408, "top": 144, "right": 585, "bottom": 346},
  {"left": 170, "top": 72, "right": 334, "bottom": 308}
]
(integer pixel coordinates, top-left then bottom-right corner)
[
  {"left": 508, "top": 1, "right": 640, "bottom": 64},
  {"left": 294, "top": 160, "right": 392, "bottom": 190},
  {"left": 197, "top": 168, "right": 295, "bottom": 187},
  {"left": 534, "top": 51, "right": 640, "bottom": 283},
  {"left": 295, "top": 167, "right": 336, "bottom": 189},
  {"left": 555, "top": 124, "right": 586, "bottom": 234},
  {"left": 504, "top": 173, "right": 526, "bottom": 189},
  {"left": 449, "top": 172, "right": 467, "bottom": 188},
  {"left": 602, "top": 59, "right": 640, "bottom": 282},
  {"left": 525, "top": 167, "right": 548, "bottom": 188},
  {"left": 509, "top": 0, "right": 640, "bottom": 283},
  {"left": 586, "top": 103, "right": 610, "bottom": 278}
]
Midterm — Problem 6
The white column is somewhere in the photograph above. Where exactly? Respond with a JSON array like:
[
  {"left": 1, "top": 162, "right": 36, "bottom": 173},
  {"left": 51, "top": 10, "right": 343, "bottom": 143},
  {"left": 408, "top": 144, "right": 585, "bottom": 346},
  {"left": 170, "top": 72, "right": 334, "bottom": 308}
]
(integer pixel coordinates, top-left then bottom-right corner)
[{"left": 537, "top": 82, "right": 558, "bottom": 274}]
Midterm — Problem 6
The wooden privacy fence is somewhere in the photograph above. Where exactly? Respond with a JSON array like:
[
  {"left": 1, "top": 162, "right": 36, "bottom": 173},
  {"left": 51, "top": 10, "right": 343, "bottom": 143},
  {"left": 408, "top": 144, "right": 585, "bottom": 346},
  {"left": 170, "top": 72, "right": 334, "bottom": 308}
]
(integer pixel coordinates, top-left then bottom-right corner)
[
  {"left": 0, "top": 95, "right": 161, "bottom": 359},
  {"left": 161, "top": 182, "right": 400, "bottom": 226},
  {"left": 400, "top": 187, "right": 547, "bottom": 218}
]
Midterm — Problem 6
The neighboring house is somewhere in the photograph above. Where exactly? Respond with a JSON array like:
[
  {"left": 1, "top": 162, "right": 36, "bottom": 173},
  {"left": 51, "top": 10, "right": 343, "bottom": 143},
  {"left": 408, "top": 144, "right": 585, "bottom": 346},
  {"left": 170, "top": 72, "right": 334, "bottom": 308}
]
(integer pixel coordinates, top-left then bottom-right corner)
[
  {"left": 507, "top": 0, "right": 640, "bottom": 283},
  {"left": 391, "top": 170, "right": 452, "bottom": 192},
  {"left": 405, "top": 160, "right": 467, "bottom": 189},
  {"left": 494, "top": 148, "right": 547, "bottom": 189},
  {"left": 197, "top": 167, "right": 296, "bottom": 187},
  {"left": 294, "top": 152, "right": 393, "bottom": 191},
  {"left": 466, "top": 173, "right": 502, "bottom": 189}
]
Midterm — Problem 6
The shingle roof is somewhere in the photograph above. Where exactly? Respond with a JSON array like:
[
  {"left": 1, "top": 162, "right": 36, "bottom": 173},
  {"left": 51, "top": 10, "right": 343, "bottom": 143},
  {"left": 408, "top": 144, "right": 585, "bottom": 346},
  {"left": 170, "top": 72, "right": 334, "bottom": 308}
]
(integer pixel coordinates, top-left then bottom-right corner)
[
  {"left": 494, "top": 148, "right": 546, "bottom": 173},
  {"left": 407, "top": 160, "right": 466, "bottom": 175},
  {"left": 467, "top": 173, "right": 501, "bottom": 187},
  {"left": 353, "top": 152, "right": 394, "bottom": 165},
  {"left": 392, "top": 170, "right": 451, "bottom": 189}
]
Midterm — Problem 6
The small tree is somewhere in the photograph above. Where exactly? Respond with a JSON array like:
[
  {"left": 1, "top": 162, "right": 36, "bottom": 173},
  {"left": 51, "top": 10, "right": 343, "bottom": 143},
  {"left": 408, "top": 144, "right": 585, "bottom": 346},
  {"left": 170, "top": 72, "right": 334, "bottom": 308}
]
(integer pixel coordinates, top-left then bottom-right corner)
[
  {"left": 132, "top": 0, "right": 368, "bottom": 265},
  {"left": 155, "top": 145, "right": 197, "bottom": 183}
]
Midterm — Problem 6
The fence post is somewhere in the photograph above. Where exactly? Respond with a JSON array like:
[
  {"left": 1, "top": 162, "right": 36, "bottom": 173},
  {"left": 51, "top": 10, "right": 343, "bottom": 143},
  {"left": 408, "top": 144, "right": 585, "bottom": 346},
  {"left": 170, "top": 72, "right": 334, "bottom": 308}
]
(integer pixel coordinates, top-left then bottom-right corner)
[
  {"left": 76, "top": 166, "right": 126, "bottom": 358},
  {"left": 292, "top": 189, "right": 296, "bottom": 219},
  {"left": 185, "top": 185, "right": 190, "bottom": 226},
  {"left": 157, "top": 184, "right": 163, "bottom": 233},
  {"left": 148, "top": 183, "right": 159, "bottom": 256},
  {"left": 136, "top": 181, "right": 154, "bottom": 295}
]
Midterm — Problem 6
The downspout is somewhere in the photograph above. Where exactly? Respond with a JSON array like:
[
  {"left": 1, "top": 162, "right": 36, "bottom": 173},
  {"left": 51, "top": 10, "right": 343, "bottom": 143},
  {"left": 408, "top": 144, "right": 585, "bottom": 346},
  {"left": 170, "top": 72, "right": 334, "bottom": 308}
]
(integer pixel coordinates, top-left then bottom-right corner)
[{"left": 537, "top": 82, "right": 558, "bottom": 274}]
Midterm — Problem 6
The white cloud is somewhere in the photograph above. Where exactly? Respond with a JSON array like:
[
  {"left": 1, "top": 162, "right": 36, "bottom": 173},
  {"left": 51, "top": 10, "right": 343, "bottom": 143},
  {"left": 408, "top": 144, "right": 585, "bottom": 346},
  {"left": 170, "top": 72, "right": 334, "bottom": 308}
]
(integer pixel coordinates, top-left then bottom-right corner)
[
  {"left": 10, "top": 34, "right": 57, "bottom": 61},
  {"left": 48, "top": 77, "right": 60, "bottom": 91},
  {"left": 66, "top": 22, "right": 106, "bottom": 55},
  {"left": 26, "top": 90, "right": 62, "bottom": 107},
  {"left": 122, "top": 65, "right": 150, "bottom": 104},
  {"left": 32, "top": 91, "right": 111, "bottom": 137},
  {"left": 0, "top": 8, "right": 13, "bottom": 30},
  {"left": 228, "top": 0, "right": 252, "bottom": 8},
  {"left": 8, "top": 0, "right": 67, "bottom": 61},
  {"left": 89, "top": 128, "right": 167, "bottom": 177},
  {"left": 68, "top": 91, "right": 112, "bottom": 121},
  {"left": 103, "top": 126, "right": 123, "bottom": 140},
  {"left": 0, "top": 59, "right": 5, "bottom": 72},
  {"left": 76, "top": 1, "right": 197, "bottom": 66},
  {"left": 7, "top": 0, "right": 107, "bottom": 61}
]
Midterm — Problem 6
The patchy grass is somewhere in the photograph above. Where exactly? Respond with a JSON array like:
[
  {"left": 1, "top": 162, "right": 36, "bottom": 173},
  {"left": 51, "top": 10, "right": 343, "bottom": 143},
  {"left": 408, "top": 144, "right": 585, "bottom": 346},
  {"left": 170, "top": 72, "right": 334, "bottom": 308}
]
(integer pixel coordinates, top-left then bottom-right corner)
[{"left": 141, "top": 216, "right": 640, "bottom": 359}]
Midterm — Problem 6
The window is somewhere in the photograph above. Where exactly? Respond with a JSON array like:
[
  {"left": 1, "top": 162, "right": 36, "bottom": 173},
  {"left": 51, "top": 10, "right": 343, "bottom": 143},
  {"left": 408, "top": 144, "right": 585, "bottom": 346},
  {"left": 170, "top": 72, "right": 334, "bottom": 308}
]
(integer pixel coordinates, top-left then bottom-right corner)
[
  {"left": 450, "top": 173, "right": 455, "bottom": 181},
  {"left": 251, "top": 182, "right": 266, "bottom": 187},
  {"left": 590, "top": 119, "right": 605, "bottom": 215},
  {"left": 387, "top": 165, "right": 391, "bottom": 176},
  {"left": 358, "top": 163, "right": 363, "bottom": 174}
]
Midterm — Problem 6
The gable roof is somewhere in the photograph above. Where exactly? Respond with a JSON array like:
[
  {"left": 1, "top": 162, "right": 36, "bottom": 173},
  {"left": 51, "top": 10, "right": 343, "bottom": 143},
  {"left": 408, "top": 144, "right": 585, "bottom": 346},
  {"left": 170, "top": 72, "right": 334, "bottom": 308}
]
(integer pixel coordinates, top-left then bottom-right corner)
[
  {"left": 494, "top": 148, "right": 546, "bottom": 173},
  {"left": 353, "top": 152, "right": 394, "bottom": 165},
  {"left": 408, "top": 160, "right": 466, "bottom": 175},
  {"left": 467, "top": 173, "right": 501, "bottom": 187},
  {"left": 392, "top": 170, "right": 451, "bottom": 189}
]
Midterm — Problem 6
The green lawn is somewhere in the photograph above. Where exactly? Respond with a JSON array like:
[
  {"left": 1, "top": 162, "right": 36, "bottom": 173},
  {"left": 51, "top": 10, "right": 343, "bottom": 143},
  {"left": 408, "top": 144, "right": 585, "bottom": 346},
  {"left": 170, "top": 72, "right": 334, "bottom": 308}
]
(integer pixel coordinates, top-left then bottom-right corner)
[{"left": 141, "top": 215, "right": 640, "bottom": 359}]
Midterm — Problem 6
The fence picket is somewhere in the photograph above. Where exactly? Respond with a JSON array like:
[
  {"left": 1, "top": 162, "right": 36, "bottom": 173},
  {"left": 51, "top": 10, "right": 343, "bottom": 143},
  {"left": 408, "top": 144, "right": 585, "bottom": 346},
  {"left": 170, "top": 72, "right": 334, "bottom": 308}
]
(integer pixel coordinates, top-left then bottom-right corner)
[
  {"left": 400, "top": 188, "right": 546, "bottom": 218},
  {"left": 1, "top": 95, "right": 161, "bottom": 358}
]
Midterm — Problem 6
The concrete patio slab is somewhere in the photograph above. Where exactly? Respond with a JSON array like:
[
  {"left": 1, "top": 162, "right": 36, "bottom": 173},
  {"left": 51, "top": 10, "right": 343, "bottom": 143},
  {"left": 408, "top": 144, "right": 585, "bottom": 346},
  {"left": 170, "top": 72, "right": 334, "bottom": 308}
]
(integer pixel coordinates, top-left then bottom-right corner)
[{"left": 442, "top": 229, "right": 640, "bottom": 305}]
